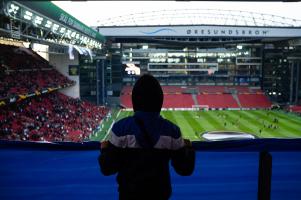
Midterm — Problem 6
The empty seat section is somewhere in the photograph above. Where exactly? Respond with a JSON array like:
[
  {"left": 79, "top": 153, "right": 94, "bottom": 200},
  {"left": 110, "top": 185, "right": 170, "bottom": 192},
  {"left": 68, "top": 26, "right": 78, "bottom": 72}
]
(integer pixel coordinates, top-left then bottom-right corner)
[
  {"left": 197, "top": 94, "right": 239, "bottom": 108},
  {"left": 238, "top": 94, "right": 272, "bottom": 108},
  {"left": 198, "top": 86, "right": 225, "bottom": 93},
  {"left": 120, "top": 94, "right": 132, "bottom": 108},
  {"left": 163, "top": 94, "right": 194, "bottom": 108},
  {"left": 290, "top": 105, "right": 301, "bottom": 113},
  {"left": 227, "top": 86, "right": 250, "bottom": 93},
  {"left": 121, "top": 86, "right": 132, "bottom": 95},
  {"left": 162, "top": 86, "right": 185, "bottom": 94}
]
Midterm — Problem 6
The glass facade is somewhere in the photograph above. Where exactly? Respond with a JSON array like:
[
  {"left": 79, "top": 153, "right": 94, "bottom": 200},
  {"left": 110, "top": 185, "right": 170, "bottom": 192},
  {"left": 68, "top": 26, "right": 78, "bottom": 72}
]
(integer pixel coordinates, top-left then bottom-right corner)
[
  {"left": 104, "top": 42, "right": 301, "bottom": 104},
  {"left": 119, "top": 44, "right": 262, "bottom": 86},
  {"left": 263, "top": 46, "right": 301, "bottom": 104},
  {"left": 79, "top": 57, "right": 97, "bottom": 104},
  {"left": 79, "top": 56, "right": 107, "bottom": 105}
]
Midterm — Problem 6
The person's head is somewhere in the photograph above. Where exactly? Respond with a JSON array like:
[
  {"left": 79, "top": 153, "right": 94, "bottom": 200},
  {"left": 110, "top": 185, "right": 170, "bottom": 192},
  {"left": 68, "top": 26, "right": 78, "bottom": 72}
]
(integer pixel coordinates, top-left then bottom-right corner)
[{"left": 132, "top": 74, "right": 163, "bottom": 112}]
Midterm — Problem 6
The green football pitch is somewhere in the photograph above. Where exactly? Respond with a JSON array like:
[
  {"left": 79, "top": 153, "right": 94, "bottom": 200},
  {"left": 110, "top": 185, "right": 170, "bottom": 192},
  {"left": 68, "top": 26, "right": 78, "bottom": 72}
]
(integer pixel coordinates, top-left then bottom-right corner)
[{"left": 91, "top": 110, "right": 301, "bottom": 141}]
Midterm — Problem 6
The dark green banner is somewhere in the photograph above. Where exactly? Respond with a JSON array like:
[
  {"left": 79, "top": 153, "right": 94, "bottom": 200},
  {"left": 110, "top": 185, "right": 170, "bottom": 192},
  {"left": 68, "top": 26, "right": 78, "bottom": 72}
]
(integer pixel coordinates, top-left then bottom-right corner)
[{"left": 13, "top": 1, "right": 105, "bottom": 42}]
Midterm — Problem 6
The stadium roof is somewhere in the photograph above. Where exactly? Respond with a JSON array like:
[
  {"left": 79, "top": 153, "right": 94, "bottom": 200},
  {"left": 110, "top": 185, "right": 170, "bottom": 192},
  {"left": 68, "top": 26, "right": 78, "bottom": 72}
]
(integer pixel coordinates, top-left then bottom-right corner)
[{"left": 97, "top": 9, "right": 301, "bottom": 27}]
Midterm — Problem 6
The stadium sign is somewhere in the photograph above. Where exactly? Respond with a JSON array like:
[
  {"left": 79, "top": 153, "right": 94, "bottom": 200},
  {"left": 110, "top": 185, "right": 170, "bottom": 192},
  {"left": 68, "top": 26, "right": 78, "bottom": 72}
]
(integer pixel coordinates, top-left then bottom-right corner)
[
  {"left": 98, "top": 25, "right": 301, "bottom": 38},
  {"left": 185, "top": 28, "right": 269, "bottom": 36}
]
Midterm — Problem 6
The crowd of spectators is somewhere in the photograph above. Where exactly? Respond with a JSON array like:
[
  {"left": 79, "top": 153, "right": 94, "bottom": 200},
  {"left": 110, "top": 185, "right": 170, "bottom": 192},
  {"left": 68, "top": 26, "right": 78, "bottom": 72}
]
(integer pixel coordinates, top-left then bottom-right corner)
[
  {"left": 0, "top": 43, "right": 108, "bottom": 142},
  {"left": 0, "top": 92, "right": 108, "bottom": 142},
  {"left": 0, "top": 44, "right": 50, "bottom": 70},
  {"left": 0, "top": 44, "right": 75, "bottom": 99},
  {"left": 0, "top": 69, "right": 75, "bottom": 99}
]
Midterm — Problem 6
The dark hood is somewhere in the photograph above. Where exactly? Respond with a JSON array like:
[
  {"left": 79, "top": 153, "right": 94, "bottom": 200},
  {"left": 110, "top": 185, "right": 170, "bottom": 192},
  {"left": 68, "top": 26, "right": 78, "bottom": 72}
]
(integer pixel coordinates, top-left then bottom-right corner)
[{"left": 132, "top": 74, "right": 163, "bottom": 112}]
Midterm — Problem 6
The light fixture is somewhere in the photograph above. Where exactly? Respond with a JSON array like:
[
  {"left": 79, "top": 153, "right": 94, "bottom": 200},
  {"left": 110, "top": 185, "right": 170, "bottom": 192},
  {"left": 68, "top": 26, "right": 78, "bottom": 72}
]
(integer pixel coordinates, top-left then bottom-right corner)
[
  {"left": 59, "top": 27, "right": 66, "bottom": 33},
  {"left": 52, "top": 24, "right": 59, "bottom": 32},
  {"left": 23, "top": 10, "right": 32, "bottom": 20},
  {"left": 71, "top": 31, "right": 76, "bottom": 38},
  {"left": 66, "top": 29, "right": 72, "bottom": 39},
  {"left": 34, "top": 16, "right": 43, "bottom": 25},
  {"left": 45, "top": 20, "right": 52, "bottom": 28},
  {"left": 8, "top": 3, "right": 19, "bottom": 15}
]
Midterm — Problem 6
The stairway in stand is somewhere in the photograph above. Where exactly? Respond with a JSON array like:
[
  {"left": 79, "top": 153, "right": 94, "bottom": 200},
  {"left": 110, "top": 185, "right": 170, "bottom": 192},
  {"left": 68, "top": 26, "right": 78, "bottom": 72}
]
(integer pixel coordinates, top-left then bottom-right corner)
[
  {"left": 192, "top": 94, "right": 199, "bottom": 107},
  {"left": 232, "top": 93, "right": 242, "bottom": 108}
]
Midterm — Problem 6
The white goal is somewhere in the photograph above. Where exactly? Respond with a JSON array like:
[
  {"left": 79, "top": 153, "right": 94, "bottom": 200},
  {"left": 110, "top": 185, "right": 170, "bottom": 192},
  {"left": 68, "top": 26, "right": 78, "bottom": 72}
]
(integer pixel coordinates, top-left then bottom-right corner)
[{"left": 192, "top": 105, "right": 209, "bottom": 111}]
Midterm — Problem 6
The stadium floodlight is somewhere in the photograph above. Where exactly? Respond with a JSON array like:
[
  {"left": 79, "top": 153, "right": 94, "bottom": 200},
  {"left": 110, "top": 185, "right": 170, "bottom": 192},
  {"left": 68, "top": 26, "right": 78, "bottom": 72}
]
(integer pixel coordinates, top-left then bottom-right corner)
[
  {"left": 45, "top": 20, "right": 52, "bottom": 28},
  {"left": 87, "top": 39, "right": 91, "bottom": 45},
  {"left": 52, "top": 24, "right": 59, "bottom": 32},
  {"left": 66, "top": 29, "right": 72, "bottom": 39},
  {"left": 59, "top": 27, "right": 66, "bottom": 34},
  {"left": 96, "top": 42, "right": 101, "bottom": 49},
  {"left": 24, "top": 10, "right": 33, "bottom": 20},
  {"left": 71, "top": 31, "right": 76, "bottom": 38},
  {"left": 34, "top": 16, "right": 43, "bottom": 25},
  {"left": 8, "top": 3, "right": 19, "bottom": 15},
  {"left": 10, "top": 3, "right": 19, "bottom": 11},
  {"left": 83, "top": 37, "right": 88, "bottom": 44},
  {"left": 237, "top": 45, "right": 243, "bottom": 50}
]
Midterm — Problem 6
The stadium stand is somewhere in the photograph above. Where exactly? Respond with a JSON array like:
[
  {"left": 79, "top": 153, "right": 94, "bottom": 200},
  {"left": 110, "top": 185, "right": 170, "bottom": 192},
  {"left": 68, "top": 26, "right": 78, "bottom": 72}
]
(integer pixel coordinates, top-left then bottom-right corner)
[
  {"left": 120, "top": 85, "right": 272, "bottom": 109},
  {"left": 0, "top": 69, "right": 75, "bottom": 99},
  {"left": 238, "top": 94, "right": 272, "bottom": 108},
  {"left": 196, "top": 94, "right": 239, "bottom": 108},
  {"left": 0, "top": 92, "right": 108, "bottom": 142},
  {"left": 120, "top": 85, "right": 132, "bottom": 95},
  {"left": 0, "top": 44, "right": 75, "bottom": 100},
  {"left": 0, "top": 43, "right": 108, "bottom": 142},
  {"left": 197, "top": 85, "right": 226, "bottom": 93},
  {"left": 120, "top": 94, "right": 132, "bottom": 108},
  {"left": 227, "top": 86, "right": 251, "bottom": 93},
  {"left": 289, "top": 105, "right": 301, "bottom": 113},
  {"left": 0, "top": 44, "right": 51, "bottom": 70},
  {"left": 120, "top": 93, "right": 195, "bottom": 108},
  {"left": 162, "top": 86, "right": 186, "bottom": 94},
  {"left": 163, "top": 94, "right": 195, "bottom": 108}
]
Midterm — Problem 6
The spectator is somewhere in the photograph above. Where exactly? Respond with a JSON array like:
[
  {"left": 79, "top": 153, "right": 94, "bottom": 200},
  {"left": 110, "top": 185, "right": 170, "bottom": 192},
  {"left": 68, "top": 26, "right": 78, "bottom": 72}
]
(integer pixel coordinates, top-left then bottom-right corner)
[{"left": 98, "top": 74, "right": 195, "bottom": 200}]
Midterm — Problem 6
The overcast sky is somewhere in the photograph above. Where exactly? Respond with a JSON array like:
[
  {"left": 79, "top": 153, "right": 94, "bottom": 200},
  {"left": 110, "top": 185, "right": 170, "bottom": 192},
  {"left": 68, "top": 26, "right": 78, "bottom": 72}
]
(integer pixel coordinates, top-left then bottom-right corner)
[{"left": 52, "top": 1, "right": 301, "bottom": 26}]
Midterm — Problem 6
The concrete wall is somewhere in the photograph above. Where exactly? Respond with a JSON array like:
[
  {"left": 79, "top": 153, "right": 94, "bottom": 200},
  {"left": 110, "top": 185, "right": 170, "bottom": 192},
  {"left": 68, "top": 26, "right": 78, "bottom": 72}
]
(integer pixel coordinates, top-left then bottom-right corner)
[
  {"left": 32, "top": 43, "right": 49, "bottom": 61},
  {"left": 49, "top": 52, "right": 80, "bottom": 98}
]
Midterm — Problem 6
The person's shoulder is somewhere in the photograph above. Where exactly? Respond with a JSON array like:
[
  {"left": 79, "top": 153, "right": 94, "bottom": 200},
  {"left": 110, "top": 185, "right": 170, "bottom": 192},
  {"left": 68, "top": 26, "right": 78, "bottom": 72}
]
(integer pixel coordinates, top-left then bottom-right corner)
[
  {"left": 108, "top": 117, "right": 138, "bottom": 148},
  {"left": 111, "top": 116, "right": 134, "bottom": 136}
]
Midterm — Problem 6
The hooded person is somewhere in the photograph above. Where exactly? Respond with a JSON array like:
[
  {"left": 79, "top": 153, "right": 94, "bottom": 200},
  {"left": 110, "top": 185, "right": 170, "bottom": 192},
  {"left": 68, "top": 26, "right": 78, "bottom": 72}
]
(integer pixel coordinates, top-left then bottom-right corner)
[{"left": 98, "top": 74, "right": 195, "bottom": 200}]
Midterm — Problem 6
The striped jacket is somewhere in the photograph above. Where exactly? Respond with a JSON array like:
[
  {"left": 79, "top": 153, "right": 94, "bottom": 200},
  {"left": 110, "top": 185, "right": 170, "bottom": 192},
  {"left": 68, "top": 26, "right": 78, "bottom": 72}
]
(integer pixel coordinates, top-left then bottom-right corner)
[{"left": 99, "top": 111, "right": 195, "bottom": 200}]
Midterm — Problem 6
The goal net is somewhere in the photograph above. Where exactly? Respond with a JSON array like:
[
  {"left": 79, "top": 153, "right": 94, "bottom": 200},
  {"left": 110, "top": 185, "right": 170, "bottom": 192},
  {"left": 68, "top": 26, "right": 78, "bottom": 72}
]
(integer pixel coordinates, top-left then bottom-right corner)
[{"left": 192, "top": 105, "right": 209, "bottom": 111}]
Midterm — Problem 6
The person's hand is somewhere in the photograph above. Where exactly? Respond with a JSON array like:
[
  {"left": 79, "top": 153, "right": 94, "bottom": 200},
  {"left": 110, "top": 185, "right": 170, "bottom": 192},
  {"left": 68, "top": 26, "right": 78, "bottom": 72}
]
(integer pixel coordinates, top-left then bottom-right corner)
[
  {"left": 184, "top": 139, "right": 192, "bottom": 147},
  {"left": 100, "top": 141, "right": 109, "bottom": 149}
]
